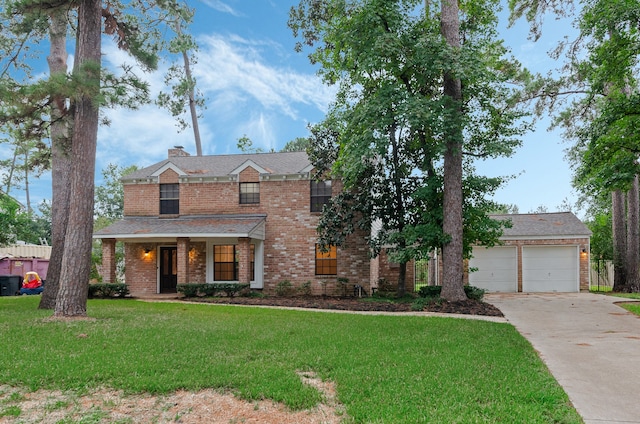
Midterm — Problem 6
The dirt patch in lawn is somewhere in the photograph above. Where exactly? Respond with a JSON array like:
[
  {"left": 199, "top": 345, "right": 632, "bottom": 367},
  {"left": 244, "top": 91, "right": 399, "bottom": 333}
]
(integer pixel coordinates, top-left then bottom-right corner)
[
  {"left": 185, "top": 296, "right": 504, "bottom": 317},
  {"left": 0, "top": 371, "right": 343, "bottom": 424}
]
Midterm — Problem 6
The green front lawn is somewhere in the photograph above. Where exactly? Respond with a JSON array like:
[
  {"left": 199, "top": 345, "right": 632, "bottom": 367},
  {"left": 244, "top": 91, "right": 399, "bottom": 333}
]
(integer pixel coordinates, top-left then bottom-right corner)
[{"left": 0, "top": 296, "right": 580, "bottom": 423}]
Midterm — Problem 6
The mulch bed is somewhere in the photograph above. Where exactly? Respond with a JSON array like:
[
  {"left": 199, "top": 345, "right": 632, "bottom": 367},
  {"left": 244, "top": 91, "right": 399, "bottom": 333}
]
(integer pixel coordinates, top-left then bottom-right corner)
[{"left": 185, "top": 296, "right": 504, "bottom": 317}]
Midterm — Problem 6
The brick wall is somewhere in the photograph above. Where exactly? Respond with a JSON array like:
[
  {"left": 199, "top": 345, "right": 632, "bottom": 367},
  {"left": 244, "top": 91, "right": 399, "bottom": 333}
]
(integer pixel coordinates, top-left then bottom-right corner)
[
  {"left": 375, "top": 250, "right": 416, "bottom": 293},
  {"left": 122, "top": 167, "right": 373, "bottom": 296},
  {"left": 125, "top": 244, "right": 158, "bottom": 295},
  {"left": 124, "top": 184, "right": 159, "bottom": 216}
]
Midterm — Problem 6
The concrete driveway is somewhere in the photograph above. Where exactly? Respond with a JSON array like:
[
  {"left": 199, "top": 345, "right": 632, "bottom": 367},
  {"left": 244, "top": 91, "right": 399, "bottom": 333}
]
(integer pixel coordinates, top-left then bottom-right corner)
[{"left": 486, "top": 293, "right": 640, "bottom": 424}]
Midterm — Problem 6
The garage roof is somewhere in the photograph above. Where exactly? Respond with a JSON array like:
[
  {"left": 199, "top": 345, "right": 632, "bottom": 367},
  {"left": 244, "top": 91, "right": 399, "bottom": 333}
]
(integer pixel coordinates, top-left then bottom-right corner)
[{"left": 491, "top": 212, "right": 591, "bottom": 239}]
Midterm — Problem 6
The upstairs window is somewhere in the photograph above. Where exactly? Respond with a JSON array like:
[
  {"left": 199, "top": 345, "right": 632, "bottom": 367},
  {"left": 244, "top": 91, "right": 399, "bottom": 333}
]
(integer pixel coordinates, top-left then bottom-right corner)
[
  {"left": 240, "top": 182, "right": 260, "bottom": 204},
  {"left": 160, "top": 183, "right": 179, "bottom": 215},
  {"left": 315, "top": 244, "right": 337, "bottom": 275},
  {"left": 310, "top": 180, "right": 332, "bottom": 212}
]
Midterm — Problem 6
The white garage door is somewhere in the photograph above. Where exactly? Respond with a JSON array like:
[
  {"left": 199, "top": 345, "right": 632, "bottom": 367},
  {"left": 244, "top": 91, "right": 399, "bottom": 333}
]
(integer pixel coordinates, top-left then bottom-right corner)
[
  {"left": 522, "top": 246, "right": 578, "bottom": 292},
  {"left": 469, "top": 247, "right": 517, "bottom": 292}
]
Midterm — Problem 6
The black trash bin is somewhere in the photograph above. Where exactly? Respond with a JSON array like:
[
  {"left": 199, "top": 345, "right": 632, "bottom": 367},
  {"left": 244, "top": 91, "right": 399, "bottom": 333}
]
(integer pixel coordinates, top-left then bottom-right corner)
[{"left": 0, "top": 275, "right": 21, "bottom": 296}]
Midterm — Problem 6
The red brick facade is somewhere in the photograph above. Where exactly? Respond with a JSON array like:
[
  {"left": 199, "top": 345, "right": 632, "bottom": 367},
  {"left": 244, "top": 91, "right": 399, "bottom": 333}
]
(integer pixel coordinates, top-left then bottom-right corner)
[
  {"left": 371, "top": 251, "right": 416, "bottom": 293},
  {"left": 102, "top": 151, "right": 375, "bottom": 296}
]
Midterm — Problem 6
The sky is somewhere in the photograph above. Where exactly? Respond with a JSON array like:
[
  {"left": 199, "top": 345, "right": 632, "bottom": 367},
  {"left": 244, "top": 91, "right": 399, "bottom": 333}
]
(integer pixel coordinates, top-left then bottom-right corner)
[{"left": 2, "top": 0, "right": 582, "bottom": 217}]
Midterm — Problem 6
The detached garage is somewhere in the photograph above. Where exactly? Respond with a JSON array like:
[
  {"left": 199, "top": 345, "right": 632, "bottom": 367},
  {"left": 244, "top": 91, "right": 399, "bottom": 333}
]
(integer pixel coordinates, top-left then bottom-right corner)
[{"left": 469, "top": 212, "right": 591, "bottom": 293}]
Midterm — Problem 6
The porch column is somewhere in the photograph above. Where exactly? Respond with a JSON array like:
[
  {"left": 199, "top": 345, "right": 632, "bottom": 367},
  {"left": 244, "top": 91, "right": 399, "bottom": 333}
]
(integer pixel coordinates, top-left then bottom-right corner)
[
  {"left": 101, "top": 238, "right": 117, "bottom": 283},
  {"left": 238, "top": 237, "right": 251, "bottom": 285},
  {"left": 177, "top": 237, "right": 190, "bottom": 285}
]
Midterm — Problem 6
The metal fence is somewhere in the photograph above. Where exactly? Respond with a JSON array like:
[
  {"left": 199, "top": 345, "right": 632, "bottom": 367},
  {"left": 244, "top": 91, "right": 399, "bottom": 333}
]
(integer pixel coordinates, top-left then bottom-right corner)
[
  {"left": 590, "top": 259, "right": 613, "bottom": 291},
  {"left": 415, "top": 259, "right": 430, "bottom": 291}
]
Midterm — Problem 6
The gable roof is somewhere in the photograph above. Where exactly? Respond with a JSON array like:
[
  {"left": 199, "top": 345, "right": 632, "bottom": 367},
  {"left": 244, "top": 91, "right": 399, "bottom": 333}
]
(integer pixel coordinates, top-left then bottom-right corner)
[
  {"left": 124, "top": 151, "right": 311, "bottom": 181},
  {"left": 491, "top": 212, "right": 591, "bottom": 239}
]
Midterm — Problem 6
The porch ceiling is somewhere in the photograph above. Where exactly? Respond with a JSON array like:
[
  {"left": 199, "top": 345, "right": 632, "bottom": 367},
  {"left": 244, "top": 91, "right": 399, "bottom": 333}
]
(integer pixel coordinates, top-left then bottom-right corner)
[{"left": 93, "top": 214, "right": 267, "bottom": 241}]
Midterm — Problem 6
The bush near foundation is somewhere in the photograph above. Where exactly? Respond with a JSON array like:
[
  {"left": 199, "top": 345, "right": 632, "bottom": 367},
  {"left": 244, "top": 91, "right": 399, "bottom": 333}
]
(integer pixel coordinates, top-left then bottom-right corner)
[
  {"left": 177, "top": 283, "right": 250, "bottom": 298},
  {"left": 88, "top": 283, "right": 130, "bottom": 299},
  {"left": 417, "top": 285, "right": 486, "bottom": 301}
]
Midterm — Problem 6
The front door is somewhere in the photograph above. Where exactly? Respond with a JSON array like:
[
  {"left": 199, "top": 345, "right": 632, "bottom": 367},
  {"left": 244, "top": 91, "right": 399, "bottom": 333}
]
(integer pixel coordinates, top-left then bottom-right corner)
[{"left": 159, "top": 246, "right": 177, "bottom": 293}]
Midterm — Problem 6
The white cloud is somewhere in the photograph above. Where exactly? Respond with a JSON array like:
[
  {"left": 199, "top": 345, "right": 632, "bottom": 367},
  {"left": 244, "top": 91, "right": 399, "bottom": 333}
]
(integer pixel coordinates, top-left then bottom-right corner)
[
  {"left": 198, "top": 0, "right": 242, "bottom": 17},
  {"left": 195, "top": 34, "right": 335, "bottom": 119}
]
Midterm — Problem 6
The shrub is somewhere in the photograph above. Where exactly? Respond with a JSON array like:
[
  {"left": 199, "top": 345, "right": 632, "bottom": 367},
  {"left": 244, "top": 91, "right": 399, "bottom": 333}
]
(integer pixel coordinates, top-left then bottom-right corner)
[
  {"left": 177, "top": 283, "right": 250, "bottom": 298},
  {"left": 88, "top": 283, "right": 129, "bottom": 299},
  {"left": 275, "top": 280, "right": 294, "bottom": 297},
  {"left": 464, "top": 285, "right": 486, "bottom": 301},
  {"left": 418, "top": 286, "right": 442, "bottom": 299},
  {"left": 375, "top": 278, "right": 398, "bottom": 297},
  {"left": 411, "top": 297, "right": 427, "bottom": 311},
  {"left": 417, "top": 285, "right": 486, "bottom": 301},
  {"left": 337, "top": 277, "right": 350, "bottom": 296},
  {"left": 298, "top": 281, "right": 312, "bottom": 296},
  {"left": 177, "top": 284, "right": 200, "bottom": 298}
]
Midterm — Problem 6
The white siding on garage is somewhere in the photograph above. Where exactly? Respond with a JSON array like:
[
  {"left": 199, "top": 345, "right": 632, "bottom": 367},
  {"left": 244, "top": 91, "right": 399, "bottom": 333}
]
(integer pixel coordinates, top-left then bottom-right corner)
[
  {"left": 522, "top": 246, "right": 579, "bottom": 292},
  {"left": 469, "top": 246, "right": 518, "bottom": 292}
]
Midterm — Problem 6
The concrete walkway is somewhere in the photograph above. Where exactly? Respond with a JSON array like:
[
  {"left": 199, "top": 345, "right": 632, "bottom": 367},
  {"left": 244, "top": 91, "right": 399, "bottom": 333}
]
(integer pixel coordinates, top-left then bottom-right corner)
[{"left": 486, "top": 293, "right": 640, "bottom": 424}]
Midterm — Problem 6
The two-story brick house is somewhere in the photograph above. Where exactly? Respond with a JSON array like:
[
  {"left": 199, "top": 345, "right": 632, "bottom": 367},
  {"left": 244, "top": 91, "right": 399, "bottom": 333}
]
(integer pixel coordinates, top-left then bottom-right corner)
[{"left": 94, "top": 148, "right": 373, "bottom": 296}]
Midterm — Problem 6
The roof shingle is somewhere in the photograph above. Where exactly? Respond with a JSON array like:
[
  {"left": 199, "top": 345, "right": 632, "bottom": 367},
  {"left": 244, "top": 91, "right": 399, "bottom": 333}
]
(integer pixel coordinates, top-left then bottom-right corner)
[
  {"left": 491, "top": 212, "right": 591, "bottom": 238},
  {"left": 125, "top": 151, "right": 311, "bottom": 180},
  {"left": 94, "top": 214, "right": 267, "bottom": 239}
]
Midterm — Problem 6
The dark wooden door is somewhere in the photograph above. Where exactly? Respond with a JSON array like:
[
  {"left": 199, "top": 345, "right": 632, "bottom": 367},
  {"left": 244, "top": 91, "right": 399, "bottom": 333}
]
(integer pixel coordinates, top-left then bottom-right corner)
[{"left": 159, "top": 247, "right": 177, "bottom": 293}]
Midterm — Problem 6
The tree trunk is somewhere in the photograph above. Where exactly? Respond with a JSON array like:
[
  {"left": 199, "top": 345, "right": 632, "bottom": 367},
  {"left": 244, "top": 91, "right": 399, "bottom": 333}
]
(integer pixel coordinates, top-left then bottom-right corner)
[
  {"left": 428, "top": 250, "right": 437, "bottom": 286},
  {"left": 54, "top": 0, "right": 101, "bottom": 317},
  {"left": 398, "top": 261, "right": 407, "bottom": 297},
  {"left": 387, "top": 118, "right": 407, "bottom": 296},
  {"left": 439, "top": 0, "right": 466, "bottom": 302},
  {"left": 39, "top": 8, "right": 71, "bottom": 310},
  {"left": 612, "top": 189, "right": 628, "bottom": 292},
  {"left": 626, "top": 176, "right": 639, "bottom": 292},
  {"left": 23, "top": 150, "right": 31, "bottom": 214},
  {"left": 5, "top": 148, "right": 17, "bottom": 195},
  {"left": 184, "top": 48, "right": 202, "bottom": 157}
]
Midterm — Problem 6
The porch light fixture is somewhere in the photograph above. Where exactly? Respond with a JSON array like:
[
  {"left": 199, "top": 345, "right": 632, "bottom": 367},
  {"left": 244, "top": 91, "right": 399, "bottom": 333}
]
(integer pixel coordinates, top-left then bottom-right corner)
[
  {"left": 581, "top": 248, "right": 587, "bottom": 255},
  {"left": 143, "top": 248, "right": 152, "bottom": 257},
  {"left": 189, "top": 248, "right": 197, "bottom": 263}
]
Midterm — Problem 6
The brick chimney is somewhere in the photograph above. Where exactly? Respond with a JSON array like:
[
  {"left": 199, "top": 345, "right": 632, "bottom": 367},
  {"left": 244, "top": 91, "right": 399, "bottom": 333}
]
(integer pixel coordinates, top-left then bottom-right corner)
[{"left": 168, "top": 146, "right": 190, "bottom": 158}]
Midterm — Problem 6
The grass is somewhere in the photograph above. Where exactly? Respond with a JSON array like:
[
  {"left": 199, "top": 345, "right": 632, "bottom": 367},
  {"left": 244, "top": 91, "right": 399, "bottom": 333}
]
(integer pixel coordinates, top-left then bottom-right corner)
[
  {"left": 589, "top": 285, "right": 613, "bottom": 292},
  {"left": 0, "top": 296, "right": 581, "bottom": 423},
  {"left": 607, "top": 292, "right": 640, "bottom": 315}
]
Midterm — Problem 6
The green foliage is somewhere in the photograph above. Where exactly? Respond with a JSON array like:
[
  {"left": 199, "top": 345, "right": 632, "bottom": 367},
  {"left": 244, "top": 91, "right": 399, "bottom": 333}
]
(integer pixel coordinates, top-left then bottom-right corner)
[
  {"left": 87, "top": 284, "right": 130, "bottom": 299},
  {"left": 275, "top": 280, "right": 294, "bottom": 297},
  {"left": 0, "top": 194, "right": 49, "bottom": 246},
  {"left": 411, "top": 296, "right": 444, "bottom": 311},
  {"left": 587, "top": 212, "right": 614, "bottom": 261},
  {"left": 0, "top": 297, "right": 582, "bottom": 422},
  {"left": 236, "top": 135, "right": 273, "bottom": 153},
  {"left": 464, "top": 286, "right": 487, "bottom": 301},
  {"left": 297, "top": 280, "right": 312, "bottom": 296},
  {"left": 0, "top": 194, "right": 23, "bottom": 246},
  {"left": 291, "top": 0, "right": 528, "bottom": 297},
  {"left": 417, "top": 285, "right": 442, "bottom": 299},
  {"left": 94, "top": 163, "right": 138, "bottom": 221},
  {"left": 417, "top": 285, "right": 486, "bottom": 301},
  {"left": 92, "top": 164, "right": 135, "bottom": 283},
  {"left": 281, "top": 137, "right": 310, "bottom": 152},
  {"left": 177, "top": 283, "right": 250, "bottom": 298}
]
